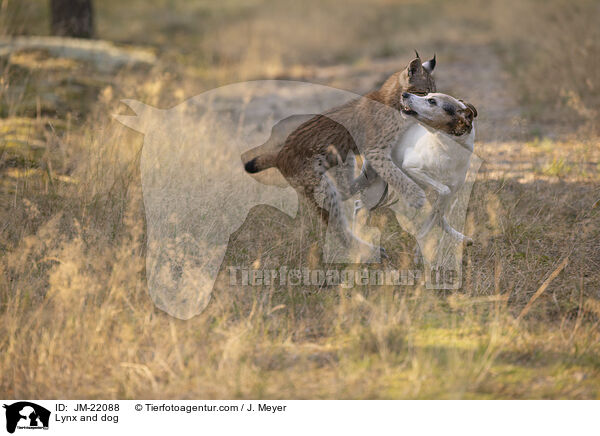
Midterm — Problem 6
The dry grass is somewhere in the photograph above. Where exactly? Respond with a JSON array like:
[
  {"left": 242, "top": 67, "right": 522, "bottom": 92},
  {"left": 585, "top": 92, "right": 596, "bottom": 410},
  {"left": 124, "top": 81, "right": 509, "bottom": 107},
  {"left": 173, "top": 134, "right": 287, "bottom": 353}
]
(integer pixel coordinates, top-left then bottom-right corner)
[
  {"left": 492, "top": 0, "right": 600, "bottom": 136},
  {"left": 1, "top": 0, "right": 599, "bottom": 399}
]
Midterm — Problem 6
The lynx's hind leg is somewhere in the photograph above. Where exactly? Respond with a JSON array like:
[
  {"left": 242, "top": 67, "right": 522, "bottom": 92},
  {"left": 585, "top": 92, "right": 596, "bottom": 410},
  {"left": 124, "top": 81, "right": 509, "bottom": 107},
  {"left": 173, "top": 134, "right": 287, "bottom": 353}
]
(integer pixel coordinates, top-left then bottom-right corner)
[{"left": 313, "top": 174, "right": 385, "bottom": 260}]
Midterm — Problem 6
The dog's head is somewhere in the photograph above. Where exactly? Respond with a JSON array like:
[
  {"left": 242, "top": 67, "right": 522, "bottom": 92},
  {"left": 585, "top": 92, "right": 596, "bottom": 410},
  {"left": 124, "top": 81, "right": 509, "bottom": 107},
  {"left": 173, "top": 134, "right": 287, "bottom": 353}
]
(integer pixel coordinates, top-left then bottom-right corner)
[
  {"left": 400, "top": 92, "right": 477, "bottom": 137},
  {"left": 398, "top": 51, "right": 437, "bottom": 96}
]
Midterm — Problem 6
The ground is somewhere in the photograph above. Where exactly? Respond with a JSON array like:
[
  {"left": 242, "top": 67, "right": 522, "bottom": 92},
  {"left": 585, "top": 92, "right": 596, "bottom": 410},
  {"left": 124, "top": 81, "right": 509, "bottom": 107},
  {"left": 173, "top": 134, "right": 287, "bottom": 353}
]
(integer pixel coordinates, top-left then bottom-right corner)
[{"left": 0, "top": 0, "right": 599, "bottom": 399}]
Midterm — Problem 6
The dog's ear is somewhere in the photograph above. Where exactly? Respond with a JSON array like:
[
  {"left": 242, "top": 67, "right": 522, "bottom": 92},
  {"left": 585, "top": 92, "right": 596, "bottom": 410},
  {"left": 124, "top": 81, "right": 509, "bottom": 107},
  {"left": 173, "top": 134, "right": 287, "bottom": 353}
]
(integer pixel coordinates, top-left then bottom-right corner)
[
  {"left": 459, "top": 100, "right": 478, "bottom": 119},
  {"left": 422, "top": 54, "right": 436, "bottom": 73},
  {"left": 465, "top": 102, "right": 478, "bottom": 119},
  {"left": 408, "top": 58, "right": 422, "bottom": 77}
]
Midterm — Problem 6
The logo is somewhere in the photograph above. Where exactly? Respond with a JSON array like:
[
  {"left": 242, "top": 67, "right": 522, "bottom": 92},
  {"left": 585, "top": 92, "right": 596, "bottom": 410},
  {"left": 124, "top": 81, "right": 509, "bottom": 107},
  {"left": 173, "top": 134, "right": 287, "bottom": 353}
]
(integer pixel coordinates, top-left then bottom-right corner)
[{"left": 3, "top": 402, "right": 50, "bottom": 434}]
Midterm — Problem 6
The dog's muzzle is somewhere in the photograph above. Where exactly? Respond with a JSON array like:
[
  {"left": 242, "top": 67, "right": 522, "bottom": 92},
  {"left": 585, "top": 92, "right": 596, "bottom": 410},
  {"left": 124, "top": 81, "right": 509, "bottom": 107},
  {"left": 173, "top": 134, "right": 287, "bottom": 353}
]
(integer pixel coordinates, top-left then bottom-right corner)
[{"left": 400, "top": 93, "right": 417, "bottom": 115}]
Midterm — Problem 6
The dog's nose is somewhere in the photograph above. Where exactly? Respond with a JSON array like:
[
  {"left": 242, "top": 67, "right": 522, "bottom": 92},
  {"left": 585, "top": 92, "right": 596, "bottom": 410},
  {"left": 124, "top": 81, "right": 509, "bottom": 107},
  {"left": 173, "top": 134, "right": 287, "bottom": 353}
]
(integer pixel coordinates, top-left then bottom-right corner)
[{"left": 402, "top": 92, "right": 411, "bottom": 99}]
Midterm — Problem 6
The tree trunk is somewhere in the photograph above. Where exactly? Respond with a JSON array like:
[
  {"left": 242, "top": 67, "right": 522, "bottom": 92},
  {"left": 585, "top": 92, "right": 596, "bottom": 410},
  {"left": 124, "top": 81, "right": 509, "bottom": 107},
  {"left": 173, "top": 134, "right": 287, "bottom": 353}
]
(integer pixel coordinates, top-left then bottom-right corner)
[{"left": 50, "top": 0, "right": 94, "bottom": 39}]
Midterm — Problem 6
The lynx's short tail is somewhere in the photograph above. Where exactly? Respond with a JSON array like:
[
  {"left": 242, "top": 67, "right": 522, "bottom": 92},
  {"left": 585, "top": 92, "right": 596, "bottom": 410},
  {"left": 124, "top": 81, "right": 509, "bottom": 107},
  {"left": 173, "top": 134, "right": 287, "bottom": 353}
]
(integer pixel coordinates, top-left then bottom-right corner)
[{"left": 244, "top": 151, "right": 278, "bottom": 173}]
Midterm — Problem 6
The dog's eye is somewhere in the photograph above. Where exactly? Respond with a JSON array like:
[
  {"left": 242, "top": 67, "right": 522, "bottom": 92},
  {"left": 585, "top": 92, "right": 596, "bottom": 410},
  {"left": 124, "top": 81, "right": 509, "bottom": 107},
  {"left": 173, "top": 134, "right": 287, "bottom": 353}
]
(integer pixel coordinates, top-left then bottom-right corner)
[{"left": 428, "top": 98, "right": 436, "bottom": 105}]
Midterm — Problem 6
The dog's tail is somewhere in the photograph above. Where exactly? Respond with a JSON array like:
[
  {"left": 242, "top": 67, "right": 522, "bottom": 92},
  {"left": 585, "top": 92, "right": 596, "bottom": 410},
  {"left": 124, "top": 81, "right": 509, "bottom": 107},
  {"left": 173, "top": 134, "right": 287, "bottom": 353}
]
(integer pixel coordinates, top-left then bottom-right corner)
[{"left": 244, "top": 151, "right": 278, "bottom": 174}]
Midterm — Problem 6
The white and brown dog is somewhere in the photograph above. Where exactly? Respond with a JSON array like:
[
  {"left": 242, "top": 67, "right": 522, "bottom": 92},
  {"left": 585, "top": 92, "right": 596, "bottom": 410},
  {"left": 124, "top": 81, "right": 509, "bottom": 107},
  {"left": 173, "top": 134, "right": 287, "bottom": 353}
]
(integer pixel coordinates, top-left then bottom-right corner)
[{"left": 352, "top": 92, "right": 478, "bottom": 244}]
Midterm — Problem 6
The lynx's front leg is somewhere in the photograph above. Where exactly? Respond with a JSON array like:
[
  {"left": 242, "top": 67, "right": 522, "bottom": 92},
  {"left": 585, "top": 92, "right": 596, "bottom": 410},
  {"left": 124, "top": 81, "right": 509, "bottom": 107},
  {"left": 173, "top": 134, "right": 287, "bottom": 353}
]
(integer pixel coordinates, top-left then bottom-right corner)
[
  {"left": 403, "top": 167, "right": 451, "bottom": 197},
  {"left": 366, "top": 152, "right": 426, "bottom": 209}
]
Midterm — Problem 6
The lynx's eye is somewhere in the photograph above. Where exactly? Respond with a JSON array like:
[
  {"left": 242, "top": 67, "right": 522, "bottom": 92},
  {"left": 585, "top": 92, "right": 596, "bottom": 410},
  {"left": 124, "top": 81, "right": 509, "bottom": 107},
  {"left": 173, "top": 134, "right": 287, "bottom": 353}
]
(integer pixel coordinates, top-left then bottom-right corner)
[{"left": 428, "top": 98, "right": 437, "bottom": 105}]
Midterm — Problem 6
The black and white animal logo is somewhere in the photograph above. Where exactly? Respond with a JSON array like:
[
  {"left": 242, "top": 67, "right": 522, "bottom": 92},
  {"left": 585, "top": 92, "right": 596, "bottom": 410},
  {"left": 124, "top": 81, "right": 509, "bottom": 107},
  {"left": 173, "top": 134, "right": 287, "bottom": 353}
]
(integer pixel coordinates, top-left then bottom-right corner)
[{"left": 3, "top": 402, "right": 50, "bottom": 434}]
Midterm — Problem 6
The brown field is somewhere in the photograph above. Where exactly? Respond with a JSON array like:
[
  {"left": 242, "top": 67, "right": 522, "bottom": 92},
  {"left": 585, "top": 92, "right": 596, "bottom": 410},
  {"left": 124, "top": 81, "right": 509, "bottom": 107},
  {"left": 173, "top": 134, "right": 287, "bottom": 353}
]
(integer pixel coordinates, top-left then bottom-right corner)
[{"left": 1, "top": 0, "right": 599, "bottom": 399}]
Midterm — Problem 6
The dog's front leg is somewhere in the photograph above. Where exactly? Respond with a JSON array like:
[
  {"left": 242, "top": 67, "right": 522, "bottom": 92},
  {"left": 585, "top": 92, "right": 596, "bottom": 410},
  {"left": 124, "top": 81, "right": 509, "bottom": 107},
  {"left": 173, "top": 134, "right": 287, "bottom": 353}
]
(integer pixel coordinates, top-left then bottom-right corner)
[
  {"left": 399, "top": 167, "right": 453, "bottom": 240},
  {"left": 404, "top": 173, "right": 471, "bottom": 245},
  {"left": 430, "top": 186, "right": 472, "bottom": 245},
  {"left": 441, "top": 217, "right": 473, "bottom": 245}
]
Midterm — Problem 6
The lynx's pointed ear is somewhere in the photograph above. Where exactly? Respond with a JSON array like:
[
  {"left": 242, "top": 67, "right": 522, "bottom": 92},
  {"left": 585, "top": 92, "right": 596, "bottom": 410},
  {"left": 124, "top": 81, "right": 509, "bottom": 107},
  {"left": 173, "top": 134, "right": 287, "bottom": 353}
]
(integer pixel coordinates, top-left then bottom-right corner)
[
  {"left": 414, "top": 49, "right": 420, "bottom": 59},
  {"left": 422, "top": 54, "right": 436, "bottom": 73},
  {"left": 408, "top": 58, "right": 423, "bottom": 77}
]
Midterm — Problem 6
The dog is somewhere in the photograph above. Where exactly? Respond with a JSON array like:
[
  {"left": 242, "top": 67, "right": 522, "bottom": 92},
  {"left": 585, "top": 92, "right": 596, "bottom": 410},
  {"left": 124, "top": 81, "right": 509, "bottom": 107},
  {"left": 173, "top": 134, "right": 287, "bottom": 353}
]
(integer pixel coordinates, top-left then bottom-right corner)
[
  {"left": 243, "top": 54, "right": 436, "bottom": 258},
  {"left": 352, "top": 92, "right": 478, "bottom": 244}
]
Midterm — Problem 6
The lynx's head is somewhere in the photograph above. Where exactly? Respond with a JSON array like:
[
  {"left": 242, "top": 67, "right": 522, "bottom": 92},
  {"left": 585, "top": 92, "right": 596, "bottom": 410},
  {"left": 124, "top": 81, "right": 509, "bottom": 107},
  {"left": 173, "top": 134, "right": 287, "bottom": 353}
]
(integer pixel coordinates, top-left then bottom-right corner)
[
  {"left": 399, "top": 51, "right": 437, "bottom": 96},
  {"left": 378, "top": 51, "right": 436, "bottom": 110}
]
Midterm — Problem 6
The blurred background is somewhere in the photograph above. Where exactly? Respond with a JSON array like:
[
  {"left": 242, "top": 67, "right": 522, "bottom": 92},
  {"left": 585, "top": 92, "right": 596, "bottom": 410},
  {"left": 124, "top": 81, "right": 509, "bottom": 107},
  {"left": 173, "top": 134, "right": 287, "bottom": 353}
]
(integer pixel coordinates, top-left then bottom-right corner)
[
  {"left": 0, "top": 0, "right": 599, "bottom": 399},
  {"left": 2, "top": 0, "right": 598, "bottom": 133}
]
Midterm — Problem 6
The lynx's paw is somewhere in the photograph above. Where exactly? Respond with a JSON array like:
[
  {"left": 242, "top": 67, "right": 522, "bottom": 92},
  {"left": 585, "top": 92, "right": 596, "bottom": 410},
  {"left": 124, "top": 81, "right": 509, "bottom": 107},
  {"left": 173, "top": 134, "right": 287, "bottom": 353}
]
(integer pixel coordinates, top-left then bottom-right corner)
[
  {"left": 439, "top": 185, "right": 451, "bottom": 197},
  {"left": 407, "top": 185, "right": 426, "bottom": 209}
]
